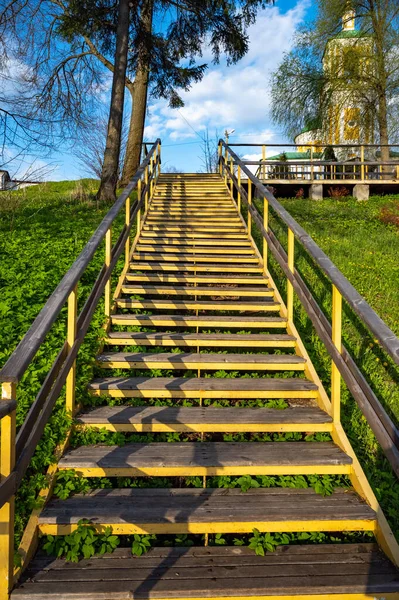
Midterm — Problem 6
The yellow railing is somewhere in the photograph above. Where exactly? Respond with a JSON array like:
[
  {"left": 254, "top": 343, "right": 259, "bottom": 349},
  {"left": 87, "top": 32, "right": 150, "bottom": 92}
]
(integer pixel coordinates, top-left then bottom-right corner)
[
  {"left": 219, "top": 139, "right": 399, "bottom": 566},
  {"left": 0, "top": 140, "right": 161, "bottom": 599}
]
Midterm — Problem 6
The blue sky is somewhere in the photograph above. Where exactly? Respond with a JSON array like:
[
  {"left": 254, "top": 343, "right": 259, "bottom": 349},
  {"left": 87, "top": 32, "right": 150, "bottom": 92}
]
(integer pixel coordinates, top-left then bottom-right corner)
[{"left": 9, "top": 0, "right": 313, "bottom": 180}]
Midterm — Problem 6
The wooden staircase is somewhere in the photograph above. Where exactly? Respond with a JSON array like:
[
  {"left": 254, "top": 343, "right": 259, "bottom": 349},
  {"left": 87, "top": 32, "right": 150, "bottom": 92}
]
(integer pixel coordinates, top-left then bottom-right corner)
[{"left": 9, "top": 172, "right": 399, "bottom": 598}]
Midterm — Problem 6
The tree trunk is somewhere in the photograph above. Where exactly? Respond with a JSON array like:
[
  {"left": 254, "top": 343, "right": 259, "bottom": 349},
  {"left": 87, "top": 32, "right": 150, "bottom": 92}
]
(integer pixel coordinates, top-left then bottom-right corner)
[
  {"left": 378, "top": 92, "right": 390, "bottom": 174},
  {"left": 120, "top": 0, "right": 153, "bottom": 186},
  {"left": 371, "top": 7, "right": 391, "bottom": 178},
  {"left": 97, "top": 0, "right": 130, "bottom": 202}
]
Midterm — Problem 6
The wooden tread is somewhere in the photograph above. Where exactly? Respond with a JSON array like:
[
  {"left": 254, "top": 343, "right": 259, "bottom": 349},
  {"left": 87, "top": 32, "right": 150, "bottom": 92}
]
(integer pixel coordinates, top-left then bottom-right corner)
[
  {"left": 139, "top": 231, "right": 249, "bottom": 239},
  {"left": 115, "top": 299, "right": 280, "bottom": 312},
  {"left": 14, "top": 545, "right": 399, "bottom": 599},
  {"left": 135, "top": 246, "right": 254, "bottom": 254},
  {"left": 135, "top": 239, "right": 253, "bottom": 247},
  {"left": 96, "top": 352, "right": 306, "bottom": 371},
  {"left": 38, "top": 488, "right": 374, "bottom": 535},
  {"left": 120, "top": 285, "right": 274, "bottom": 297},
  {"left": 131, "top": 254, "right": 258, "bottom": 263},
  {"left": 104, "top": 332, "right": 296, "bottom": 347},
  {"left": 76, "top": 405, "right": 332, "bottom": 433},
  {"left": 58, "top": 441, "right": 352, "bottom": 476},
  {"left": 88, "top": 376, "right": 319, "bottom": 399},
  {"left": 110, "top": 314, "right": 288, "bottom": 328},
  {"left": 124, "top": 274, "right": 268, "bottom": 284},
  {"left": 129, "top": 262, "right": 263, "bottom": 272}
]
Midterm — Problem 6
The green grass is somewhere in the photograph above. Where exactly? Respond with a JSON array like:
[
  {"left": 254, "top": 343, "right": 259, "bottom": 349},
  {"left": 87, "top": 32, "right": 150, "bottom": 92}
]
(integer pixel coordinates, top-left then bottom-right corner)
[
  {"left": 250, "top": 193, "right": 399, "bottom": 539},
  {"left": 1, "top": 182, "right": 399, "bottom": 554},
  {"left": 278, "top": 195, "right": 399, "bottom": 335},
  {"left": 0, "top": 179, "right": 117, "bottom": 546}
]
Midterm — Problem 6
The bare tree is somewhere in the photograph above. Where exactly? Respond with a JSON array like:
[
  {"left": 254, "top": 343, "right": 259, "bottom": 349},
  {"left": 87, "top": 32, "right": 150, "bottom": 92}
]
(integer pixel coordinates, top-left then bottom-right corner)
[
  {"left": 73, "top": 111, "right": 128, "bottom": 179},
  {"left": 199, "top": 129, "right": 219, "bottom": 173}
]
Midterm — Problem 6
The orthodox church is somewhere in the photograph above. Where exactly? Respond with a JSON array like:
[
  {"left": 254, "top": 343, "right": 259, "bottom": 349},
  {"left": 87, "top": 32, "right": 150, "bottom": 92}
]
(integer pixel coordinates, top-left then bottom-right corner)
[{"left": 269, "top": 10, "right": 375, "bottom": 164}]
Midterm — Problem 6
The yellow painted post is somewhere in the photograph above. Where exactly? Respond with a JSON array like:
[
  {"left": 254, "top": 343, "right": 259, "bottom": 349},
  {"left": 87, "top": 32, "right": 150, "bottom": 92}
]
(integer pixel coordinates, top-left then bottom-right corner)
[
  {"left": 137, "top": 205, "right": 141, "bottom": 241},
  {"left": 310, "top": 146, "right": 314, "bottom": 181},
  {"left": 263, "top": 197, "right": 269, "bottom": 275},
  {"left": 218, "top": 143, "right": 222, "bottom": 176},
  {"left": 145, "top": 166, "right": 149, "bottom": 212},
  {"left": 229, "top": 157, "right": 233, "bottom": 196},
  {"left": 0, "top": 382, "right": 16, "bottom": 600},
  {"left": 105, "top": 227, "right": 112, "bottom": 318},
  {"left": 224, "top": 152, "right": 228, "bottom": 186},
  {"left": 66, "top": 285, "right": 77, "bottom": 415},
  {"left": 331, "top": 285, "right": 342, "bottom": 423},
  {"left": 262, "top": 145, "right": 266, "bottom": 180},
  {"left": 287, "top": 228, "right": 294, "bottom": 321},
  {"left": 157, "top": 141, "right": 161, "bottom": 176},
  {"left": 247, "top": 180, "right": 252, "bottom": 237},
  {"left": 360, "top": 145, "right": 365, "bottom": 181},
  {"left": 125, "top": 196, "right": 131, "bottom": 268},
  {"left": 237, "top": 165, "right": 241, "bottom": 212},
  {"left": 150, "top": 156, "right": 154, "bottom": 197}
]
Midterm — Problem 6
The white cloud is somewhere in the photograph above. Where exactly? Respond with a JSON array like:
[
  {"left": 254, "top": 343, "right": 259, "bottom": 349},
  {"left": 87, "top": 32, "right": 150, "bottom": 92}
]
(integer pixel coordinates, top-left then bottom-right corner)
[{"left": 145, "top": 1, "right": 309, "bottom": 144}]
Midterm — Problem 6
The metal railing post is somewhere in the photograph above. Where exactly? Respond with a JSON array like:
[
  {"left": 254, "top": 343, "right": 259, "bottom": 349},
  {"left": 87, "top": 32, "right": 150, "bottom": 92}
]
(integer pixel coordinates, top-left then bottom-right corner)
[
  {"left": 218, "top": 143, "right": 222, "bottom": 176},
  {"left": 145, "top": 165, "right": 149, "bottom": 212},
  {"left": 247, "top": 180, "right": 252, "bottom": 237},
  {"left": 360, "top": 145, "right": 365, "bottom": 181},
  {"left": 157, "top": 141, "right": 161, "bottom": 176},
  {"left": 125, "top": 196, "right": 131, "bottom": 267},
  {"left": 310, "top": 146, "right": 314, "bottom": 181},
  {"left": 263, "top": 197, "right": 269, "bottom": 275},
  {"left": 229, "top": 157, "right": 234, "bottom": 197},
  {"left": 104, "top": 227, "right": 112, "bottom": 317},
  {"left": 262, "top": 145, "right": 266, "bottom": 180},
  {"left": 331, "top": 285, "right": 342, "bottom": 423},
  {"left": 150, "top": 156, "right": 154, "bottom": 197},
  {"left": 66, "top": 285, "right": 77, "bottom": 414},
  {"left": 0, "top": 382, "right": 16, "bottom": 600},
  {"left": 237, "top": 165, "right": 241, "bottom": 212},
  {"left": 287, "top": 228, "right": 294, "bottom": 321}
]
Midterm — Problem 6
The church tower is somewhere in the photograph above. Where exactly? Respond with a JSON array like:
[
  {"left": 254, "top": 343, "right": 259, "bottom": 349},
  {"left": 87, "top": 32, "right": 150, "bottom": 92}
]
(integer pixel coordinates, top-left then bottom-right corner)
[{"left": 294, "top": 9, "right": 375, "bottom": 155}]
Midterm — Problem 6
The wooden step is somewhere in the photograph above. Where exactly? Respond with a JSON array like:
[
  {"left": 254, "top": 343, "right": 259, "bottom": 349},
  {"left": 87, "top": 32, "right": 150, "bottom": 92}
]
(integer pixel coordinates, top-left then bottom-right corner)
[
  {"left": 105, "top": 332, "right": 295, "bottom": 347},
  {"left": 142, "top": 226, "right": 245, "bottom": 233},
  {"left": 115, "top": 299, "right": 280, "bottom": 311},
  {"left": 38, "top": 488, "right": 374, "bottom": 535},
  {"left": 134, "top": 246, "right": 254, "bottom": 255},
  {"left": 150, "top": 201, "right": 233, "bottom": 207},
  {"left": 96, "top": 352, "right": 306, "bottom": 371},
  {"left": 120, "top": 285, "right": 274, "bottom": 297},
  {"left": 149, "top": 209, "right": 237, "bottom": 215},
  {"left": 129, "top": 262, "right": 262, "bottom": 273},
  {"left": 57, "top": 441, "right": 352, "bottom": 476},
  {"left": 146, "top": 214, "right": 239, "bottom": 220},
  {"left": 110, "top": 314, "right": 287, "bottom": 328},
  {"left": 136, "top": 239, "right": 250, "bottom": 247},
  {"left": 88, "top": 376, "right": 319, "bottom": 399},
  {"left": 145, "top": 220, "right": 243, "bottom": 226},
  {"left": 140, "top": 231, "right": 248, "bottom": 239},
  {"left": 124, "top": 274, "right": 267, "bottom": 284},
  {"left": 131, "top": 254, "right": 258, "bottom": 263},
  {"left": 14, "top": 544, "right": 399, "bottom": 599},
  {"left": 76, "top": 405, "right": 331, "bottom": 433}
]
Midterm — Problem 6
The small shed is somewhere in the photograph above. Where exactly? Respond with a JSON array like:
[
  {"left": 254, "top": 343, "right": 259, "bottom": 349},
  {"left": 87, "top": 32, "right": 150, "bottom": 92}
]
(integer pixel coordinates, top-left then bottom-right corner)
[{"left": 0, "top": 170, "right": 11, "bottom": 190}]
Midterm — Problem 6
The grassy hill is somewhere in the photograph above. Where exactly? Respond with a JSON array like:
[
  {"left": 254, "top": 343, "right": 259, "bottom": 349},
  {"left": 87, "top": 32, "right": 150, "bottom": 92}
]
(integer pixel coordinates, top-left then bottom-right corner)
[{"left": 1, "top": 182, "right": 399, "bottom": 548}]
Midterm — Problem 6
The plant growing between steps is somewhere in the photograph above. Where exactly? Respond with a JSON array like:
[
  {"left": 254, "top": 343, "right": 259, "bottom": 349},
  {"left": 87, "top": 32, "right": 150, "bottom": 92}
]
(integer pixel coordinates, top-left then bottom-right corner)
[
  {"left": 131, "top": 534, "right": 157, "bottom": 556},
  {"left": 43, "top": 520, "right": 119, "bottom": 562}
]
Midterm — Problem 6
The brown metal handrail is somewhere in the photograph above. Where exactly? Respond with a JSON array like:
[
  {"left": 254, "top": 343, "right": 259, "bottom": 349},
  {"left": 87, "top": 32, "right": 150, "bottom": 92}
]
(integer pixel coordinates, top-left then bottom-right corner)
[
  {"left": 219, "top": 139, "right": 399, "bottom": 478},
  {"left": 0, "top": 140, "right": 161, "bottom": 509}
]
